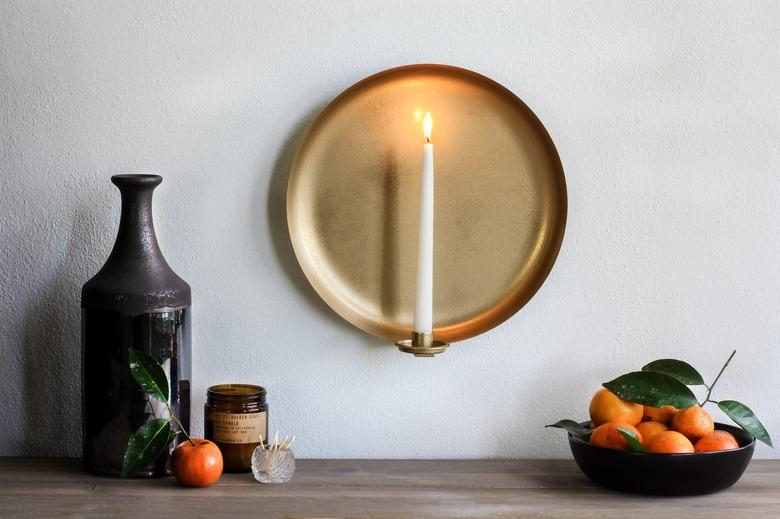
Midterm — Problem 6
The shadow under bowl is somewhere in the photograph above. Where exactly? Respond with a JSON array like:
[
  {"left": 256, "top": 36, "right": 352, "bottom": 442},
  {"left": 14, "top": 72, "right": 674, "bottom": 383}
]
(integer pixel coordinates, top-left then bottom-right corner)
[{"left": 569, "top": 422, "right": 755, "bottom": 495}]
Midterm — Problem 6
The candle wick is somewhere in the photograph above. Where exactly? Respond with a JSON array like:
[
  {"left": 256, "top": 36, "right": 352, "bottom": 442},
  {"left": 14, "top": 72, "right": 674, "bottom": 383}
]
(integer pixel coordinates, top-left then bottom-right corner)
[{"left": 425, "top": 136, "right": 430, "bottom": 144}]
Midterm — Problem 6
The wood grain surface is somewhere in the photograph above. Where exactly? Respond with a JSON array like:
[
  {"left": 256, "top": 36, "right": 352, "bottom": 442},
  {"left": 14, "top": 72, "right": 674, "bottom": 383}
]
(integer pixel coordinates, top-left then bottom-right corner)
[{"left": 1, "top": 458, "right": 778, "bottom": 518}]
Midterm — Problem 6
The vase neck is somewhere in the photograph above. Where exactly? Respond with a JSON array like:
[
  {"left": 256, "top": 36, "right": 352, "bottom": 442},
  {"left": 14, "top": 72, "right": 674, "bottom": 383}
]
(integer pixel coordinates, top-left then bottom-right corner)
[
  {"left": 82, "top": 174, "right": 191, "bottom": 313},
  {"left": 106, "top": 174, "right": 166, "bottom": 270}
]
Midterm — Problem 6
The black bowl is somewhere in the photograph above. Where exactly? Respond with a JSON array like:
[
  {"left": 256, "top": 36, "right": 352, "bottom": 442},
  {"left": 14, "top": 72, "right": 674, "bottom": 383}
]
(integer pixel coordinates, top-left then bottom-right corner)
[{"left": 568, "top": 422, "right": 755, "bottom": 495}]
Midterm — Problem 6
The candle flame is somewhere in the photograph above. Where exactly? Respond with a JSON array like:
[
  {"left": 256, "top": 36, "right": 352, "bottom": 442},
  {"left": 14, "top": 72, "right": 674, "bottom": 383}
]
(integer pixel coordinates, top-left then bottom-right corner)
[{"left": 423, "top": 112, "right": 432, "bottom": 143}]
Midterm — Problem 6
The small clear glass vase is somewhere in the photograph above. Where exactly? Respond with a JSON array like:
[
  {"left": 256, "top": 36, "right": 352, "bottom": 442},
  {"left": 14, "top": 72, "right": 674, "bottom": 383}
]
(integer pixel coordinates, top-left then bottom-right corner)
[{"left": 251, "top": 448, "right": 295, "bottom": 483}]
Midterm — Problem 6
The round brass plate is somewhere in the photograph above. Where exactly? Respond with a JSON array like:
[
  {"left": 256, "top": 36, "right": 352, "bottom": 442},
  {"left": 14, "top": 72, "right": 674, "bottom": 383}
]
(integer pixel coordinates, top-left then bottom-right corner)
[{"left": 287, "top": 65, "right": 566, "bottom": 343}]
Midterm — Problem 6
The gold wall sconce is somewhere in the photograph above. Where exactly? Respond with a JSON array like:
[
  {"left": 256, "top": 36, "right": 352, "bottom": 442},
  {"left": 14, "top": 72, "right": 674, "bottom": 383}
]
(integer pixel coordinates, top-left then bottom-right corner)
[{"left": 287, "top": 64, "right": 566, "bottom": 356}]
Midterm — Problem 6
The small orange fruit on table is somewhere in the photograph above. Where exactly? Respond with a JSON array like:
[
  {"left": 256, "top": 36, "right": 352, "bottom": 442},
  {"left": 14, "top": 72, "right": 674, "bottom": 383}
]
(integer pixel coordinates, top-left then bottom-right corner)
[
  {"left": 589, "top": 388, "right": 643, "bottom": 427},
  {"left": 170, "top": 438, "right": 224, "bottom": 487},
  {"left": 590, "top": 421, "right": 643, "bottom": 451},
  {"left": 642, "top": 405, "right": 677, "bottom": 424},
  {"left": 695, "top": 430, "right": 740, "bottom": 452},
  {"left": 636, "top": 421, "right": 668, "bottom": 445},
  {"left": 646, "top": 430, "right": 695, "bottom": 454},
  {"left": 671, "top": 406, "right": 714, "bottom": 441}
]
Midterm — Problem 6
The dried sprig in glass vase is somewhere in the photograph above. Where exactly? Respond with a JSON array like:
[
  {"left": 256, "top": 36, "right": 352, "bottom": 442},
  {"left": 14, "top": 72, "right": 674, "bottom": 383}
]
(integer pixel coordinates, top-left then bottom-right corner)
[{"left": 251, "top": 433, "right": 295, "bottom": 484}]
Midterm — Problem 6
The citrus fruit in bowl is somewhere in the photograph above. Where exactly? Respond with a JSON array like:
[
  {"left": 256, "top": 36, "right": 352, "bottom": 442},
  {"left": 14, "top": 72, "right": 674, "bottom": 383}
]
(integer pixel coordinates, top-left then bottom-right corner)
[
  {"left": 567, "top": 421, "right": 755, "bottom": 495},
  {"left": 547, "top": 353, "right": 772, "bottom": 495}
]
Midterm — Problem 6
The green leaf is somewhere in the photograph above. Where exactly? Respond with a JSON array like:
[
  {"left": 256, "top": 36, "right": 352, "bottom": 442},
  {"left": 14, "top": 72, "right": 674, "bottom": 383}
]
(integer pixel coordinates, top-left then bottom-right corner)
[
  {"left": 719, "top": 400, "right": 773, "bottom": 448},
  {"left": 168, "top": 429, "right": 179, "bottom": 445},
  {"left": 616, "top": 426, "right": 646, "bottom": 453},
  {"left": 642, "top": 359, "right": 705, "bottom": 386},
  {"left": 545, "top": 419, "right": 592, "bottom": 441},
  {"left": 129, "top": 349, "right": 169, "bottom": 402},
  {"left": 121, "top": 418, "right": 172, "bottom": 478},
  {"left": 603, "top": 371, "right": 698, "bottom": 408}
]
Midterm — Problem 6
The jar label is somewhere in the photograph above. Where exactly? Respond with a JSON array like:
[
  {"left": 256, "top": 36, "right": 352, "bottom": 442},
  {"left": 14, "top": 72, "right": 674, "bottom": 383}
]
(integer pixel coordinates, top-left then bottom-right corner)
[{"left": 211, "top": 411, "right": 267, "bottom": 444}]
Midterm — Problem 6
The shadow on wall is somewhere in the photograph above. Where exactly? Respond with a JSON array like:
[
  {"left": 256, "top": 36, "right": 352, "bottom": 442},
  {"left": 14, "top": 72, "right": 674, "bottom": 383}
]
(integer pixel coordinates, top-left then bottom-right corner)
[
  {"left": 23, "top": 201, "right": 109, "bottom": 457},
  {"left": 263, "top": 106, "right": 336, "bottom": 324},
  {"left": 263, "top": 106, "right": 382, "bottom": 344}
]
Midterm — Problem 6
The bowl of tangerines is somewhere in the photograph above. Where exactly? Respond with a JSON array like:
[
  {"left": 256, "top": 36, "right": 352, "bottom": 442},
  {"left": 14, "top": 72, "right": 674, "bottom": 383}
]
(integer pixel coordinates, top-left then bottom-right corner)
[{"left": 547, "top": 351, "right": 772, "bottom": 495}]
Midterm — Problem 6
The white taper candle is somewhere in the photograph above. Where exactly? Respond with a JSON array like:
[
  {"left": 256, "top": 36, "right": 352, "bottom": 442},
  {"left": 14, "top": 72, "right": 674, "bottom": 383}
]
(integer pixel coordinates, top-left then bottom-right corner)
[{"left": 413, "top": 112, "right": 434, "bottom": 333}]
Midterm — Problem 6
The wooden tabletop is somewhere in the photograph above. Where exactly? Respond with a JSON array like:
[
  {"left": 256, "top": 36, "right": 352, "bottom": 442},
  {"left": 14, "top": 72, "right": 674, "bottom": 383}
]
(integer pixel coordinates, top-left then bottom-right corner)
[{"left": 1, "top": 458, "right": 779, "bottom": 518}]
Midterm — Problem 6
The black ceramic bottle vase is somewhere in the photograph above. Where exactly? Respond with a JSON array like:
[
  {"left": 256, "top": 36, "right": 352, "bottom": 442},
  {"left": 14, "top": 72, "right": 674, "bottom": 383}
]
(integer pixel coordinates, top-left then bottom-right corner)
[{"left": 81, "top": 174, "right": 191, "bottom": 477}]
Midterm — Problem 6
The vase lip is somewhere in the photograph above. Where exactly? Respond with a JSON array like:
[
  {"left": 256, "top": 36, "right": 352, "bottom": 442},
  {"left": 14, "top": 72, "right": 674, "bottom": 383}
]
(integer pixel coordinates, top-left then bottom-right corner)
[{"left": 111, "top": 174, "right": 162, "bottom": 188}]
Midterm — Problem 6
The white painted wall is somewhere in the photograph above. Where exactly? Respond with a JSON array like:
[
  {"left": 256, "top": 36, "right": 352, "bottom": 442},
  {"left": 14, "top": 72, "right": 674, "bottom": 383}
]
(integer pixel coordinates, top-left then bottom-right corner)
[{"left": 2, "top": 1, "right": 778, "bottom": 459}]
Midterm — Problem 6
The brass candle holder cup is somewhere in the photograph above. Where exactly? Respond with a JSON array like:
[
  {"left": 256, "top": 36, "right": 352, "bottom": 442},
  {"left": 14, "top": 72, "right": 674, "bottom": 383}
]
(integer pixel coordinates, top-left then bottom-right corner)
[{"left": 395, "top": 332, "right": 449, "bottom": 357}]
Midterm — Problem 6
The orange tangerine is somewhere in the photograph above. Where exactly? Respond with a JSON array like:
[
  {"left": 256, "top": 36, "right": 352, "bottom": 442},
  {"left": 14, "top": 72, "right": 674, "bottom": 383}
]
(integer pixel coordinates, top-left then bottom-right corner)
[
  {"left": 589, "top": 388, "right": 643, "bottom": 427},
  {"left": 636, "top": 421, "right": 669, "bottom": 445},
  {"left": 642, "top": 405, "right": 677, "bottom": 425},
  {"left": 646, "top": 431, "right": 695, "bottom": 454},
  {"left": 694, "top": 430, "right": 740, "bottom": 452},
  {"left": 671, "top": 406, "right": 715, "bottom": 441},
  {"left": 590, "top": 421, "right": 643, "bottom": 451}
]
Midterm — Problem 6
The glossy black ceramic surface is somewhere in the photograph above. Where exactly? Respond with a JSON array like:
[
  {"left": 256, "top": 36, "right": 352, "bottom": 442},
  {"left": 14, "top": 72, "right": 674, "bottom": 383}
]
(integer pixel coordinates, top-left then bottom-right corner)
[{"left": 568, "top": 422, "right": 755, "bottom": 495}]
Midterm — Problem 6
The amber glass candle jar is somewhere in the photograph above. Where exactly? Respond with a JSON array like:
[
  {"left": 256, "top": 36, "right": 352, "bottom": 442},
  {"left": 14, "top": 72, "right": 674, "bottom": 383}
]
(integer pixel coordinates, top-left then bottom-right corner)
[{"left": 205, "top": 384, "right": 268, "bottom": 472}]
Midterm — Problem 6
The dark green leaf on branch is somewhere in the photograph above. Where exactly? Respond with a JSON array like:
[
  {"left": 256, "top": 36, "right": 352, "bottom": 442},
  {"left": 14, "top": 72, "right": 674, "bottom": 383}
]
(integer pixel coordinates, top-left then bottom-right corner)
[
  {"left": 616, "top": 426, "right": 646, "bottom": 453},
  {"left": 642, "top": 359, "right": 705, "bottom": 385},
  {"left": 545, "top": 419, "right": 592, "bottom": 441},
  {"left": 121, "top": 418, "right": 172, "bottom": 478},
  {"left": 603, "top": 371, "right": 698, "bottom": 408},
  {"left": 719, "top": 400, "right": 773, "bottom": 448},
  {"left": 129, "top": 349, "right": 169, "bottom": 402}
]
